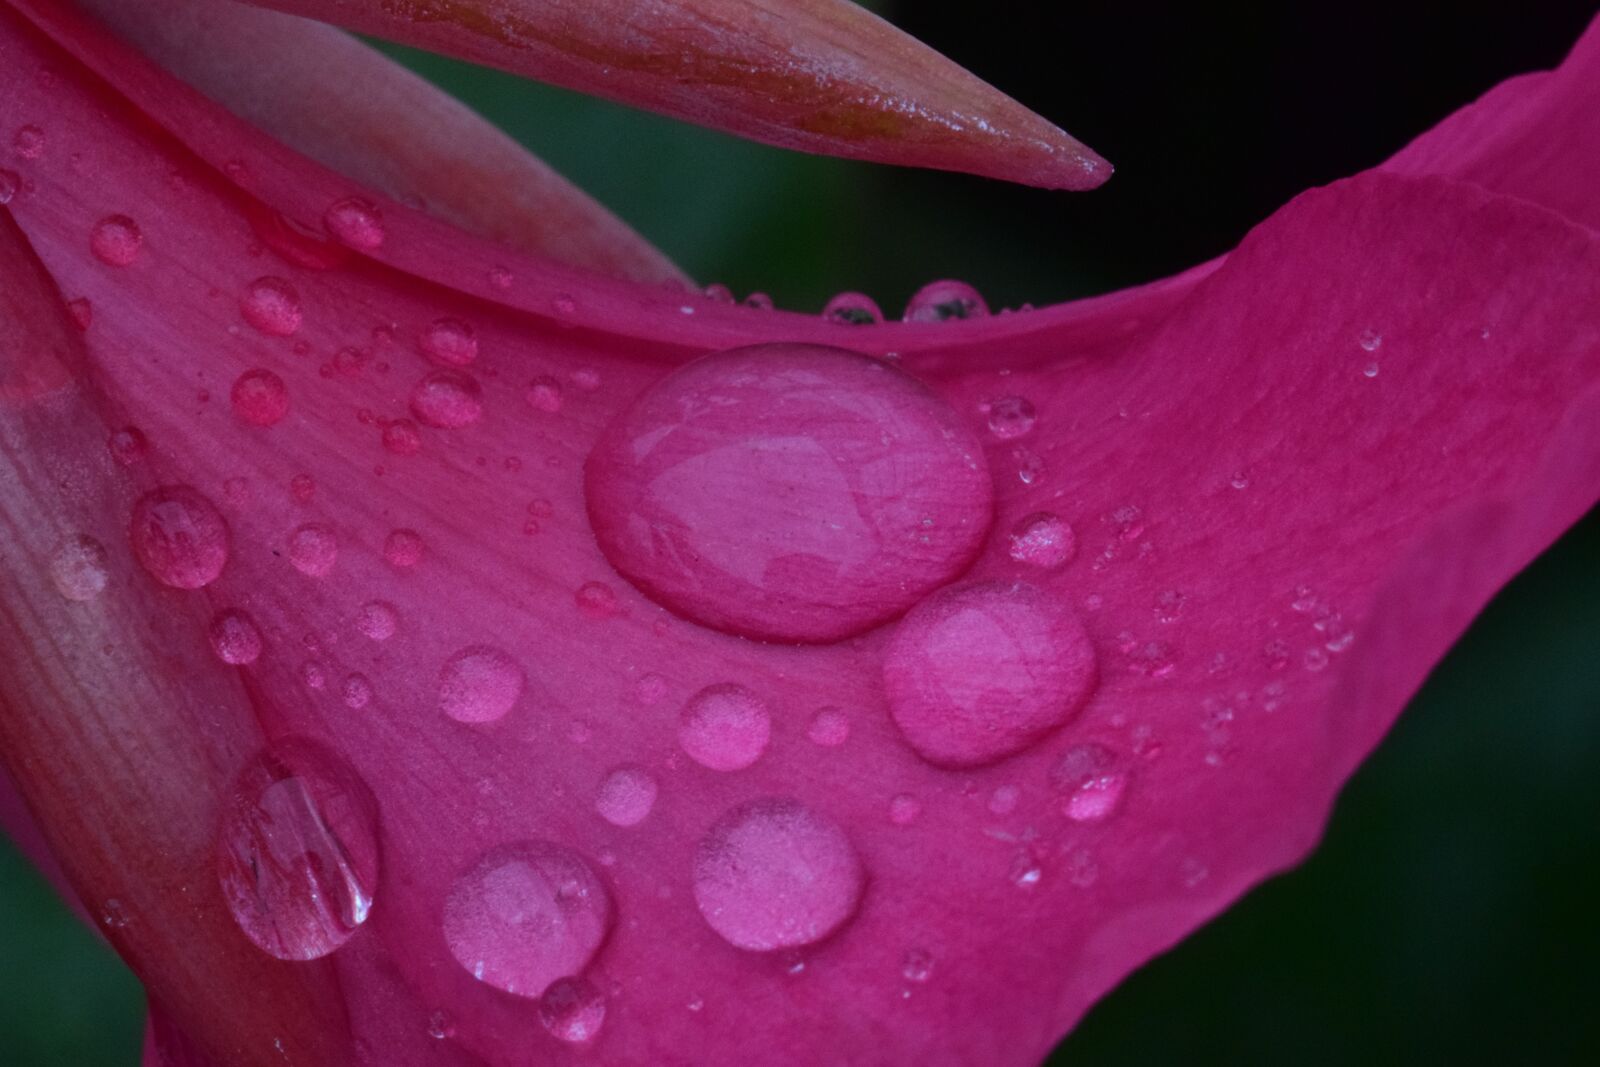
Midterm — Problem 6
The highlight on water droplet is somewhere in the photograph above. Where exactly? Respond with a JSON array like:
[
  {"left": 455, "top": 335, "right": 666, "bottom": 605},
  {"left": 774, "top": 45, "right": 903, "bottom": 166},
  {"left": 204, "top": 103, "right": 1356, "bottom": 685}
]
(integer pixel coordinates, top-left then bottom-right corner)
[
  {"left": 983, "top": 395, "right": 1037, "bottom": 440},
  {"left": 821, "top": 292, "right": 884, "bottom": 326},
  {"left": 209, "top": 609, "right": 263, "bottom": 665},
  {"left": 901, "top": 947, "right": 934, "bottom": 983},
  {"left": 438, "top": 645, "right": 524, "bottom": 723},
  {"left": 443, "top": 840, "right": 612, "bottom": 998},
  {"left": 410, "top": 370, "right": 483, "bottom": 428},
  {"left": 693, "top": 797, "right": 865, "bottom": 951},
  {"left": 287, "top": 523, "right": 338, "bottom": 577},
  {"left": 230, "top": 368, "right": 289, "bottom": 427},
  {"left": 90, "top": 214, "right": 142, "bottom": 266},
  {"left": 1049, "top": 743, "right": 1128, "bottom": 822},
  {"left": 0, "top": 168, "right": 19, "bottom": 206},
  {"left": 418, "top": 318, "right": 478, "bottom": 367},
  {"left": 539, "top": 976, "right": 607, "bottom": 1044},
  {"left": 882, "top": 580, "right": 1098, "bottom": 767},
  {"left": 678, "top": 683, "right": 771, "bottom": 771},
  {"left": 1008, "top": 511, "right": 1075, "bottom": 568},
  {"left": 216, "top": 739, "right": 380, "bottom": 960},
  {"left": 48, "top": 534, "right": 109, "bottom": 601},
  {"left": 595, "top": 765, "right": 658, "bottom": 828},
  {"left": 903, "top": 280, "right": 989, "bottom": 323},
  {"left": 584, "top": 344, "right": 993, "bottom": 643},
  {"left": 240, "top": 277, "right": 303, "bottom": 336},
  {"left": 129, "top": 485, "right": 230, "bottom": 589},
  {"left": 323, "top": 197, "right": 385, "bottom": 250}
]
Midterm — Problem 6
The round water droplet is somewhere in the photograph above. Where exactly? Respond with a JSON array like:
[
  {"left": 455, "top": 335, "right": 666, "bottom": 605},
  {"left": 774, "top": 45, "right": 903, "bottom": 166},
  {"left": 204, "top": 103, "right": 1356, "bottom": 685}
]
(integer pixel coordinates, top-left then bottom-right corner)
[
  {"left": 983, "top": 396, "right": 1036, "bottom": 440},
  {"left": 241, "top": 277, "right": 303, "bottom": 336},
  {"left": 48, "top": 535, "right": 109, "bottom": 601},
  {"left": 418, "top": 318, "right": 478, "bottom": 367},
  {"left": 216, "top": 739, "right": 379, "bottom": 960},
  {"left": 1358, "top": 329, "right": 1383, "bottom": 352},
  {"left": 439, "top": 645, "right": 524, "bottom": 723},
  {"left": 90, "top": 215, "right": 141, "bottom": 266},
  {"left": 384, "top": 528, "right": 424, "bottom": 568},
  {"left": 230, "top": 368, "right": 289, "bottom": 427},
  {"left": 107, "top": 427, "right": 148, "bottom": 466},
  {"left": 341, "top": 673, "right": 374, "bottom": 710},
  {"left": 287, "top": 523, "right": 338, "bottom": 577},
  {"left": 410, "top": 370, "right": 482, "bottom": 428},
  {"left": 595, "top": 765, "right": 658, "bottom": 827},
  {"left": 129, "top": 486, "right": 230, "bottom": 589},
  {"left": 903, "top": 280, "right": 988, "bottom": 323},
  {"left": 323, "top": 197, "right": 385, "bottom": 250},
  {"left": 822, "top": 292, "right": 884, "bottom": 326},
  {"left": 988, "top": 784, "right": 1021, "bottom": 815},
  {"left": 888, "top": 793, "right": 922, "bottom": 825},
  {"left": 209, "top": 609, "right": 263, "bottom": 665},
  {"left": 539, "top": 976, "right": 607, "bottom": 1044},
  {"left": 13, "top": 125, "right": 45, "bottom": 159},
  {"left": 443, "top": 840, "right": 612, "bottom": 998},
  {"left": 744, "top": 291, "right": 774, "bottom": 310},
  {"left": 1008, "top": 512, "right": 1075, "bottom": 568},
  {"left": 634, "top": 672, "right": 667, "bottom": 706},
  {"left": 902, "top": 948, "right": 934, "bottom": 983},
  {"left": 356, "top": 600, "right": 398, "bottom": 641},
  {"left": 693, "top": 797, "right": 864, "bottom": 951},
  {"left": 381, "top": 419, "right": 421, "bottom": 455},
  {"left": 678, "top": 683, "right": 771, "bottom": 771},
  {"left": 525, "top": 375, "right": 564, "bottom": 413},
  {"left": 883, "top": 580, "right": 1097, "bottom": 767},
  {"left": 585, "top": 344, "right": 992, "bottom": 643},
  {"left": 807, "top": 707, "right": 850, "bottom": 747}
]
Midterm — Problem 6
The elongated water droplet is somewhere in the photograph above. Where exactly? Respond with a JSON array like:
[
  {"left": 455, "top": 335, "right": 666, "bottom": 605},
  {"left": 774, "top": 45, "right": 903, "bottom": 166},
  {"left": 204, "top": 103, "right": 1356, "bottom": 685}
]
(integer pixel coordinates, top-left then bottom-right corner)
[
  {"left": 410, "top": 370, "right": 482, "bottom": 428},
  {"left": 525, "top": 375, "right": 564, "bottom": 413},
  {"left": 883, "top": 580, "right": 1097, "bottom": 767},
  {"left": 129, "top": 486, "right": 229, "bottom": 589},
  {"left": 216, "top": 740, "right": 379, "bottom": 960},
  {"left": 90, "top": 215, "right": 142, "bottom": 266},
  {"left": 240, "top": 277, "right": 303, "bottom": 336},
  {"left": 1008, "top": 511, "right": 1075, "bottom": 568},
  {"left": 231, "top": 369, "right": 289, "bottom": 427},
  {"left": 443, "top": 840, "right": 612, "bottom": 998},
  {"left": 693, "top": 798, "right": 864, "bottom": 951},
  {"left": 48, "top": 535, "right": 109, "bottom": 601},
  {"left": 595, "top": 765, "right": 658, "bottom": 827},
  {"left": 585, "top": 344, "right": 992, "bottom": 642},
  {"left": 903, "top": 280, "right": 988, "bottom": 323},
  {"left": 678, "top": 683, "right": 771, "bottom": 771},
  {"left": 439, "top": 645, "right": 524, "bottom": 723},
  {"left": 323, "top": 197, "right": 385, "bottom": 250},
  {"left": 418, "top": 318, "right": 478, "bottom": 367}
]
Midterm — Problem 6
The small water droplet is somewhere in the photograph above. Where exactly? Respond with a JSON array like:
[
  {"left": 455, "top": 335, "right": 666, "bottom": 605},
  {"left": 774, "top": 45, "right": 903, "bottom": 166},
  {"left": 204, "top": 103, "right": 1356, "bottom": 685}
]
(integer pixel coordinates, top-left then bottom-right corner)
[
  {"left": 539, "top": 976, "right": 607, "bottom": 1044},
  {"left": 287, "top": 523, "right": 338, "bottom": 577},
  {"left": 903, "top": 280, "right": 988, "bottom": 323},
  {"left": 987, "top": 784, "right": 1021, "bottom": 815},
  {"left": 887, "top": 793, "right": 922, "bottom": 825},
  {"left": 1358, "top": 330, "right": 1383, "bottom": 352},
  {"left": 341, "top": 673, "right": 373, "bottom": 709},
  {"left": 1008, "top": 512, "right": 1075, "bottom": 568},
  {"left": 488, "top": 265, "right": 513, "bottom": 289},
  {"left": 410, "top": 370, "right": 482, "bottom": 428},
  {"left": 595, "top": 765, "right": 658, "bottom": 827},
  {"left": 13, "top": 125, "right": 45, "bottom": 159},
  {"left": 425, "top": 1010, "right": 455, "bottom": 1040},
  {"left": 1362, "top": 362, "right": 1380, "bottom": 378},
  {"left": 100, "top": 898, "right": 128, "bottom": 929},
  {"left": 1008, "top": 851, "right": 1042, "bottom": 890},
  {"left": 0, "top": 169, "right": 18, "bottom": 205},
  {"left": 634, "top": 672, "right": 667, "bottom": 706},
  {"left": 48, "top": 535, "right": 109, "bottom": 601},
  {"left": 822, "top": 292, "right": 884, "bottom": 326},
  {"left": 901, "top": 948, "right": 934, "bottom": 983},
  {"left": 89, "top": 215, "right": 142, "bottom": 266},
  {"left": 883, "top": 581, "right": 1097, "bottom": 767},
  {"left": 1303, "top": 647, "right": 1330, "bottom": 672},
  {"left": 693, "top": 797, "right": 865, "bottom": 951},
  {"left": 525, "top": 375, "right": 564, "bottom": 413},
  {"left": 439, "top": 645, "right": 524, "bottom": 723},
  {"left": 240, "top": 277, "right": 303, "bottom": 336},
  {"left": 355, "top": 601, "right": 397, "bottom": 641},
  {"left": 1153, "top": 589, "right": 1186, "bottom": 624},
  {"left": 216, "top": 740, "right": 379, "bottom": 960},
  {"left": 129, "top": 486, "right": 230, "bottom": 589},
  {"left": 383, "top": 528, "right": 423, "bottom": 568},
  {"left": 323, "top": 197, "right": 384, "bottom": 250},
  {"left": 743, "top": 292, "right": 774, "bottom": 310},
  {"left": 381, "top": 419, "right": 421, "bottom": 455},
  {"left": 807, "top": 707, "right": 850, "bottom": 747},
  {"left": 209, "top": 609, "right": 263, "bottom": 665},
  {"left": 575, "top": 581, "right": 619, "bottom": 618},
  {"left": 983, "top": 396, "right": 1036, "bottom": 440},
  {"left": 107, "top": 426, "right": 148, "bottom": 466},
  {"left": 443, "top": 840, "right": 612, "bottom": 997},
  {"left": 418, "top": 318, "right": 478, "bottom": 367},
  {"left": 230, "top": 369, "right": 289, "bottom": 427},
  {"left": 678, "top": 683, "right": 770, "bottom": 771}
]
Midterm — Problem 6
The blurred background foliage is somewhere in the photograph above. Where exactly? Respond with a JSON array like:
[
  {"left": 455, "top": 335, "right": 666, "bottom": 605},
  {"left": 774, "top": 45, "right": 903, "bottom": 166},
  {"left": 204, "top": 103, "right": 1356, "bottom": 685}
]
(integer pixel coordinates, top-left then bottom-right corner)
[{"left": 3, "top": 1, "right": 1598, "bottom": 1063}]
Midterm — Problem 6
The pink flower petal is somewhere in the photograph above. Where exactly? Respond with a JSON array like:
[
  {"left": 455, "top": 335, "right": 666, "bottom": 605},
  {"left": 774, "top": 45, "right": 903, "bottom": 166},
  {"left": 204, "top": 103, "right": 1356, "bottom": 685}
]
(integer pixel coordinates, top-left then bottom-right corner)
[{"left": 2, "top": 5, "right": 1598, "bottom": 1066}]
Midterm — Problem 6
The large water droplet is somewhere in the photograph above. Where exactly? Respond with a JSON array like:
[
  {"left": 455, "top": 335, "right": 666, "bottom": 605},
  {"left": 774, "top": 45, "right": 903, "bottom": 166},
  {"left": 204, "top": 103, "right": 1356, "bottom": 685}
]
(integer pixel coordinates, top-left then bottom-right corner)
[
  {"left": 882, "top": 580, "right": 1097, "bottom": 767},
  {"left": 410, "top": 370, "right": 482, "bottom": 428},
  {"left": 418, "top": 318, "right": 478, "bottom": 367},
  {"left": 287, "top": 523, "right": 338, "bottom": 577},
  {"left": 595, "top": 766, "right": 658, "bottom": 827},
  {"left": 240, "top": 277, "right": 304, "bottom": 336},
  {"left": 48, "top": 535, "right": 109, "bottom": 601},
  {"left": 231, "top": 369, "right": 289, "bottom": 427},
  {"left": 585, "top": 344, "right": 992, "bottom": 642},
  {"left": 442, "top": 840, "right": 612, "bottom": 998},
  {"left": 821, "top": 292, "right": 884, "bottom": 326},
  {"left": 209, "top": 609, "right": 263, "bottom": 665},
  {"left": 90, "top": 215, "right": 142, "bottom": 266},
  {"left": 903, "top": 280, "right": 988, "bottom": 323},
  {"left": 216, "top": 739, "right": 379, "bottom": 960},
  {"left": 539, "top": 976, "right": 607, "bottom": 1044},
  {"left": 678, "top": 683, "right": 771, "bottom": 771},
  {"left": 1008, "top": 511, "right": 1075, "bottom": 568},
  {"left": 692, "top": 797, "right": 865, "bottom": 951},
  {"left": 439, "top": 645, "right": 524, "bottom": 723},
  {"left": 129, "top": 486, "right": 230, "bottom": 589},
  {"left": 323, "top": 197, "right": 385, "bottom": 251},
  {"left": 983, "top": 396, "right": 1037, "bottom": 440}
]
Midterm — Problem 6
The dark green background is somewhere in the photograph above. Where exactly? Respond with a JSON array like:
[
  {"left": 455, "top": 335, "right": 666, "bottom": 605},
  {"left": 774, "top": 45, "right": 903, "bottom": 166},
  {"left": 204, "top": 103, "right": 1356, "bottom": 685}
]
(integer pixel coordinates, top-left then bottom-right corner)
[{"left": 4, "top": 2, "right": 1598, "bottom": 1063}]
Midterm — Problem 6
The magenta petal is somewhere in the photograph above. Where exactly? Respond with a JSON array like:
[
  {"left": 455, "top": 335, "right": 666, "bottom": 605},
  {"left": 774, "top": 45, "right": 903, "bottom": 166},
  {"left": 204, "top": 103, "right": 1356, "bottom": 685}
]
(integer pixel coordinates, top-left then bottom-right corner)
[{"left": 2, "top": 4, "right": 1599, "bottom": 1066}]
